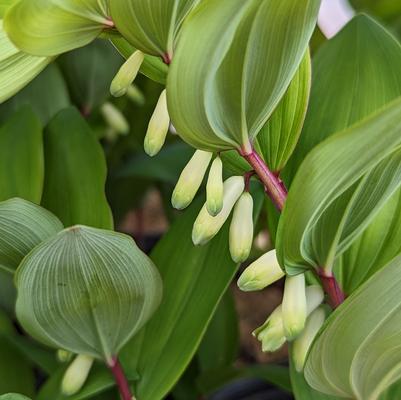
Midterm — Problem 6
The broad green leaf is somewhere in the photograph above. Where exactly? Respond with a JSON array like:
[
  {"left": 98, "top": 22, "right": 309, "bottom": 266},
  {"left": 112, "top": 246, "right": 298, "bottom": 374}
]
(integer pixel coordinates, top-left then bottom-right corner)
[
  {"left": 0, "top": 63, "right": 70, "bottom": 125},
  {"left": 0, "top": 21, "right": 51, "bottom": 104},
  {"left": 167, "top": 0, "right": 320, "bottom": 152},
  {"left": 254, "top": 51, "right": 311, "bottom": 172},
  {"left": 15, "top": 225, "right": 163, "bottom": 363},
  {"left": 110, "top": 0, "right": 200, "bottom": 59},
  {"left": 110, "top": 36, "right": 168, "bottom": 85},
  {"left": 41, "top": 107, "right": 114, "bottom": 229},
  {"left": 119, "top": 190, "right": 263, "bottom": 400},
  {"left": 0, "top": 107, "right": 43, "bottom": 203},
  {"left": 0, "top": 0, "right": 16, "bottom": 17},
  {"left": 0, "top": 395, "right": 31, "bottom": 400},
  {"left": 287, "top": 15, "right": 401, "bottom": 178},
  {"left": 4, "top": 0, "right": 112, "bottom": 56},
  {"left": 58, "top": 40, "right": 122, "bottom": 112},
  {"left": 305, "top": 254, "right": 401, "bottom": 400},
  {"left": 277, "top": 97, "right": 401, "bottom": 275},
  {"left": 197, "top": 290, "right": 239, "bottom": 372}
]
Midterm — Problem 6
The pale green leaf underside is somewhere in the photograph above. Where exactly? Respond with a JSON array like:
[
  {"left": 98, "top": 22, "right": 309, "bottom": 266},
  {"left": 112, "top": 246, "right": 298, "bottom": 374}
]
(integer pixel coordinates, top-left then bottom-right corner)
[
  {"left": 4, "top": 0, "right": 110, "bottom": 56},
  {"left": 110, "top": 0, "right": 200, "bottom": 57},
  {"left": 0, "top": 21, "right": 51, "bottom": 104},
  {"left": 277, "top": 97, "right": 401, "bottom": 275},
  {"left": 15, "top": 225, "right": 162, "bottom": 362},
  {"left": 305, "top": 254, "right": 401, "bottom": 400},
  {"left": 168, "top": 0, "right": 320, "bottom": 152}
]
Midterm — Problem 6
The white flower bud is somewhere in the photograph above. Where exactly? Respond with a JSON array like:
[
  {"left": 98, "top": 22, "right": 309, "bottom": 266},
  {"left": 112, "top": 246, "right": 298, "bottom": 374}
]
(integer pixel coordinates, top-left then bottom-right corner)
[
  {"left": 282, "top": 273, "right": 307, "bottom": 340},
  {"left": 206, "top": 156, "right": 224, "bottom": 216},
  {"left": 237, "top": 249, "right": 285, "bottom": 292},
  {"left": 192, "top": 176, "right": 245, "bottom": 246},
  {"left": 144, "top": 89, "right": 170, "bottom": 156},
  {"left": 110, "top": 50, "right": 144, "bottom": 97},
  {"left": 229, "top": 192, "right": 253, "bottom": 263},
  {"left": 306, "top": 285, "right": 325, "bottom": 315},
  {"left": 126, "top": 84, "right": 145, "bottom": 106},
  {"left": 292, "top": 307, "right": 326, "bottom": 372},
  {"left": 61, "top": 354, "right": 94, "bottom": 396},
  {"left": 171, "top": 150, "right": 213, "bottom": 210},
  {"left": 100, "top": 102, "right": 129, "bottom": 135},
  {"left": 253, "top": 305, "right": 286, "bottom": 352}
]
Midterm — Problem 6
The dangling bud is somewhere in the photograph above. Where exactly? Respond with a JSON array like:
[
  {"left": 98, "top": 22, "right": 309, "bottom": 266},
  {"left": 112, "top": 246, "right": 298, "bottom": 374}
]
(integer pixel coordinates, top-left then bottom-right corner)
[
  {"left": 229, "top": 192, "right": 254, "bottom": 263},
  {"left": 100, "top": 102, "right": 129, "bottom": 135},
  {"left": 292, "top": 307, "right": 326, "bottom": 372},
  {"left": 110, "top": 50, "right": 145, "bottom": 97},
  {"left": 282, "top": 273, "right": 307, "bottom": 340},
  {"left": 144, "top": 89, "right": 170, "bottom": 156},
  {"left": 192, "top": 176, "right": 244, "bottom": 246},
  {"left": 61, "top": 354, "right": 94, "bottom": 395},
  {"left": 206, "top": 156, "right": 224, "bottom": 216},
  {"left": 305, "top": 285, "right": 324, "bottom": 315},
  {"left": 253, "top": 305, "right": 286, "bottom": 352},
  {"left": 237, "top": 249, "right": 285, "bottom": 292},
  {"left": 172, "top": 150, "right": 213, "bottom": 210},
  {"left": 57, "top": 349, "right": 73, "bottom": 363},
  {"left": 126, "top": 84, "right": 145, "bottom": 106}
]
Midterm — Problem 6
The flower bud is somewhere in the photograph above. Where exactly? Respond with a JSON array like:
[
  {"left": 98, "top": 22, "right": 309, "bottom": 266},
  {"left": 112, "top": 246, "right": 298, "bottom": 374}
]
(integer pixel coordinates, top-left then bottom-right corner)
[
  {"left": 306, "top": 285, "right": 324, "bottom": 315},
  {"left": 282, "top": 273, "right": 307, "bottom": 340},
  {"left": 237, "top": 249, "right": 285, "bottom": 292},
  {"left": 229, "top": 192, "right": 253, "bottom": 263},
  {"left": 57, "top": 349, "right": 73, "bottom": 363},
  {"left": 61, "top": 354, "right": 94, "bottom": 396},
  {"left": 110, "top": 50, "right": 145, "bottom": 97},
  {"left": 206, "top": 156, "right": 224, "bottom": 216},
  {"left": 172, "top": 150, "right": 213, "bottom": 210},
  {"left": 292, "top": 307, "right": 326, "bottom": 372},
  {"left": 126, "top": 84, "right": 145, "bottom": 106},
  {"left": 144, "top": 89, "right": 170, "bottom": 156},
  {"left": 192, "top": 176, "right": 245, "bottom": 246},
  {"left": 100, "top": 102, "right": 129, "bottom": 135},
  {"left": 253, "top": 305, "right": 286, "bottom": 352}
]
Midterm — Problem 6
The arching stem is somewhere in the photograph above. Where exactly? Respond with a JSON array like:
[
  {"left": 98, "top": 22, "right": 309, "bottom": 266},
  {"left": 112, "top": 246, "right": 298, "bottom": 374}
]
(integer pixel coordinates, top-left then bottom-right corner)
[{"left": 108, "top": 357, "right": 135, "bottom": 400}]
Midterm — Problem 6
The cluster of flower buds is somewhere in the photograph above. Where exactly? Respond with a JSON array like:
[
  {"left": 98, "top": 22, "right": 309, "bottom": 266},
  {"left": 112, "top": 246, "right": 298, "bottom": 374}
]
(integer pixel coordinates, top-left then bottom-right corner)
[
  {"left": 172, "top": 150, "right": 254, "bottom": 263},
  {"left": 238, "top": 249, "right": 326, "bottom": 371},
  {"left": 110, "top": 50, "right": 171, "bottom": 156}
]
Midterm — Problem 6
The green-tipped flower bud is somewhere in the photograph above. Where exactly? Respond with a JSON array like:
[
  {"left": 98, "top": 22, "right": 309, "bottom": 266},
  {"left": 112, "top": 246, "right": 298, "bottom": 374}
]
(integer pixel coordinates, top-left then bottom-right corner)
[
  {"left": 144, "top": 89, "right": 170, "bottom": 156},
  {"left": 237, "top": 249, "right": 285, "bottom": 292},
  {"left": 126, "top": 84, "right": 145, "bottom": 106},
  {"left": 206, "top": 156, "right": 224, "bottom": 216},
  {"left": 292, "top": 307, "right": 326, "bottom": 372},
  {"left": 305, "top": 285, "right": 324, "bottom": 315},
  {"left": 229, "top": 192, "right": 253, "bottom": 263},
  {"left": 57, "top": 349, "right": 73, "bottom": 363},
  {"left": 253, "top": 305, "right": 286, "bottom": 352},
  {"left": 110, "top": 50, "right": 144, "bottom": 97},
  {"left": 100, "top": 102, "right": 129, "bottom": 135},
  {"left": 282, "top": 273, "right": 307, "bottom": 341},
  {"left": 61, "top": 354, "right": 94, "bottom": 396},
  {"left": 172, "top": 150, "right": 213, "bottom": 210},
  {"left": 192, "top": 176, "right": 245, "bottom": 246}
]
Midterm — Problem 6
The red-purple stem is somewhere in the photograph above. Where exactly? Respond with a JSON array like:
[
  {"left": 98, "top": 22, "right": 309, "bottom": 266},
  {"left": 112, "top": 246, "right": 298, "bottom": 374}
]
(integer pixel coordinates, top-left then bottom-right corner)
[
  {"left": 240, "top": 147, "right": 345, "bottom": 308},
  {"left": 108, "top": 357, "right": 134, "bottom": 400}
]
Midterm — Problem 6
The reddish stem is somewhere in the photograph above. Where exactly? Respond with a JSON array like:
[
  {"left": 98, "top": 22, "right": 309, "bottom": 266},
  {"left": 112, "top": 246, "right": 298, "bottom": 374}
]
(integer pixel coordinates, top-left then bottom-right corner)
[
  {"left": 239, "top": 147, "right": 346, "bottom": 308},
  {"left": 108, "top": 357, "right": 134, "bottom": 400},
  {"left": 240, "top": 149, "right": 287, "bottom": 211},
  {"left": 318, "top": 269, "right": 345, "bottom": 309}
]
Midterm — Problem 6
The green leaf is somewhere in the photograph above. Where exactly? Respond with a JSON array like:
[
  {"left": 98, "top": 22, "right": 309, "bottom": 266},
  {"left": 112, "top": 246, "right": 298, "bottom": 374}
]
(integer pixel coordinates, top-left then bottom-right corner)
[
  {"left": 41, "top": 107, "right": 114, "bottom": 229},
  {"left": 58, "top": 40, "right": 122, "bottom": 112},
  {"left": 0, "top": 63, "right": 70, "bottom": 125},
  {"left": 305, "top": 254, "right": 401, "bottom": 400},
  {"left": 0, "top": 20, "right": 51, "bottom": 104},
  {"left": 167, "top": 0, "right": 320, "bottom": 152},
  {"left": 4, "top": 0, "right": 112, "bottom": 56},
  {"left": 277, "top": 97, "right": 401, "bottom": 275},
  {"left": 120, "top": 188, "right": 264, "bottom": 400},
  {"left": 286, "top": 15, "right": 401, "bottom": 179},
  {"left": 255, "top": 51, "right": 311, "bottom": 172},
  {"left": 0, "top": 107, "right": 43, "bottom": 203},
  {"left": 0, "top": 395, "right": 32, "bottom": 400},
  {"left": 110, "top": 36, "right": 168, "bottom": 85},
  {"left": 110, "top": 0, "right": 200, "bottom": 58},
  {"left": 0, "top": 0, "right": 16, "bottom": 17},
  {"left": 15, "top": 225, "right": 163, "bottom": 362}
]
